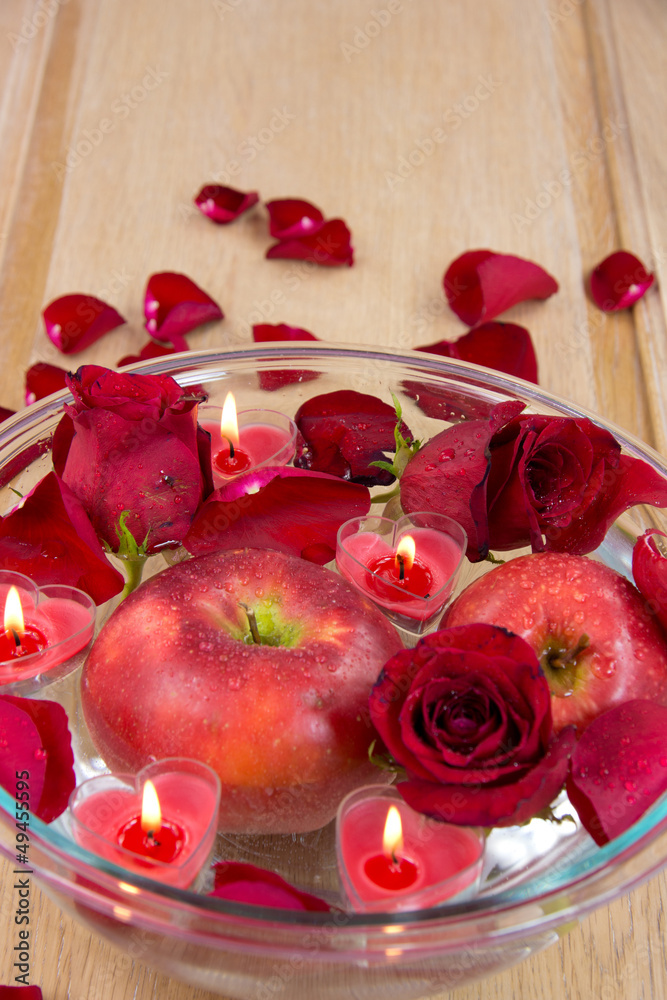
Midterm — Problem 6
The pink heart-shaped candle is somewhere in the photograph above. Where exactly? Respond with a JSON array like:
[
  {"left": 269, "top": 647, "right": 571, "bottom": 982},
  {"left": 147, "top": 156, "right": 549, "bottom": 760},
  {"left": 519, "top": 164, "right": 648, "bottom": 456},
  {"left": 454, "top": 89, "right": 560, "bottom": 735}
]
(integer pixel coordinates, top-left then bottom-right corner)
[
  {"left": 68, "top": 759, "right": 221, "bottom": 888},
  {"left": 335, "top": 513, "right": 467, "bottom": 634},
  {"left": 336, "top": 785, "right": 484, "bottom": 913},
  {"left": 0, "top": 570, "right": 95, "bottom": 689}
]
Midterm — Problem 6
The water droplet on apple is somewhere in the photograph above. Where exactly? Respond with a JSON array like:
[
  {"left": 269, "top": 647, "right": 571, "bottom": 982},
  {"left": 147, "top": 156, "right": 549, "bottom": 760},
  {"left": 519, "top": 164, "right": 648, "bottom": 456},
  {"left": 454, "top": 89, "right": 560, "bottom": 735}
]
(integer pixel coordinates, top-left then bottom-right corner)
[
  {"left": 621, "top": 735, "right": 631, "bottom": 746},
  {"left": 327, "top": 663, "right": 338, "bottom": 672},
  {"left": 255, "top": 588, "right": 264, "bottom": 598},
  {"left": 627, "top": 794, "right": 636, "bottom": 805},
  {"left": 624, "top": 779, "right": 636, "bottom": 792},
  {"left": 228, "top": 676, "right": 241, "bottom": 690},
  {"left": 198, "top": 641, "right": 214, "bottom": 652},
  {"left": 34, "top": 748, "right": 47, "bottom": 761}
]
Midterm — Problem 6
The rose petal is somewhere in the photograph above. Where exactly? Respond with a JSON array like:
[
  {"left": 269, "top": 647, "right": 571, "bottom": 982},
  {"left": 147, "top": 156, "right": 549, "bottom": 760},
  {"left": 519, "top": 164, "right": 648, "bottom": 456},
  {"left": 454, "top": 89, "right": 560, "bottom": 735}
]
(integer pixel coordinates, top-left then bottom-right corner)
[
  {"left": 194, "top": 184, "right": 259, "bottom": 224},
  {"left": 0, "top": 407, "right": 16, "bottom": 423},
  {"left": 590, "top": 250, "right": 655, "bottom": 312},
  {"left": 416, "top": 321, "right": 538, "bottom": 384},
  {"left": 183, "top": 466, "right": 370, "bottom": 564},
  {"left": 210, "top": 861, "right": 331, "bottom": 911},
  {"left": 0, "top": 472, "right": 124, "bottom": 604},
  {"left": 144, "top": 272, "right": 223, "bottom": 350},
  {"left": 43, "top": 294, "right": 126, "bottom": 354},
  {"left": 400, "top": 727, "right": 576, "bottom": 828},
  {"left": 633, "top": 530, "right": 667, "bottom": 634},
  {"left": 567, "top": 700, "right": 667, "bottom": 845},
  {"left": 265, "top": 198, "right": 325, "bottom": 239},
  {"left": 444, "top": 250, "right": 559, "bottom": 326},
  {"left": 0, "top": 695, "right": 75, "bottom": 823},
  {"left": 25, "top": 362, "right": 69, "bottom": 404},
  {"left": 266, "top": 219, "right": 354, "bottom": 267},
  {"left": 0, "top": 988, "right": 43, "bottom": 999},
  {"left": 294, "top": 389, "right": 410, "bottom": 486},
  {"left": 117, "top": 340, "right": 180, "bottom": 368},
  {"left": 252, "top": 323, "right": 320, "bottom": 391},
  {"left": 401, "top": 379, "right": 500, "bottom": 423},
  {"left": 400, "top": 398, "right": 525, "bottom": 560}
]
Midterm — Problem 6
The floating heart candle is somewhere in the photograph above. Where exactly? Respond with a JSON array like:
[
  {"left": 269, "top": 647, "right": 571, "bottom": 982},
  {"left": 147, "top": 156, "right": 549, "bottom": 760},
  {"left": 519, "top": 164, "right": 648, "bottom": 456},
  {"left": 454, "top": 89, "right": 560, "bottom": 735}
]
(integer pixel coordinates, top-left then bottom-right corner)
[
  {"left": 336, "top": 785, "right": 484, "bottom": 912},
  {"left": 68, "top": 759, "right": 220, "bottom": 888},
  {"left": 0, "top": 571, "right": 95, "bottom": 688},
  {"left": 335, "top": 513, "right": 467, "bottom": 633},
  {"left": 200, "top": 394, "right": 297, "bottom": 484}
]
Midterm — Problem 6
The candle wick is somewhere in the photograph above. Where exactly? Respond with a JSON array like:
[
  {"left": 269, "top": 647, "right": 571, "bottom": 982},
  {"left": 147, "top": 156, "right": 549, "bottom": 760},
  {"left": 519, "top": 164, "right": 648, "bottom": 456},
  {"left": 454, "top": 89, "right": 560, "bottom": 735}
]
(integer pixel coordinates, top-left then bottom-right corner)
[
  {"left": 146, "top": 830, "right": 161, "bottom": 847},
  {"left": 397, "top": 554, "right": 405, "bottom": 581},
  {"left": 238, "top": 601, "right": 261, "bottom": 644},
  {"left": 223, "top": 435, "right": 235, "bottom": 458},
  {"left": 9, "top": 627, "right": 20, "bottom": 649}
]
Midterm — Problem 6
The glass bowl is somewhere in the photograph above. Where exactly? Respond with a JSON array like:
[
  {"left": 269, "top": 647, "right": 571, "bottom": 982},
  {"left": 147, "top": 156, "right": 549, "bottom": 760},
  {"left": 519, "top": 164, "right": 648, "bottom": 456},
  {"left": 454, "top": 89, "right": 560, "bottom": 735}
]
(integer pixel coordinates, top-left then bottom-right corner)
[{"left": 1, "top": 344, "right": 667, "bottom": 1000}]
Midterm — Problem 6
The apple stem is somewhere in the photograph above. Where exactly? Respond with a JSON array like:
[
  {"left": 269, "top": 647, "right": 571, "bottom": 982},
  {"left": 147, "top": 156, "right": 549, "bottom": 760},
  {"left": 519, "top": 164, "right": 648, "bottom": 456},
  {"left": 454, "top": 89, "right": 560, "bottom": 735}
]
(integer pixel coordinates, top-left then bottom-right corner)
[
  {"left": 548, "top": 633, "right": 590, "bottom": 670},
  {"left": 238, "top": 601, "right": 261, "bottom": 644}
]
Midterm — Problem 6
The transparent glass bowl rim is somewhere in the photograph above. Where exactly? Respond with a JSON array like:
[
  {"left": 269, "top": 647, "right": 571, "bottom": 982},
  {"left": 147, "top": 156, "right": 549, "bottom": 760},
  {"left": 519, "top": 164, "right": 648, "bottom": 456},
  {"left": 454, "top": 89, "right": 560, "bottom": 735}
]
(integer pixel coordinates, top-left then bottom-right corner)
[{"left": 0, "top": 342, "right": 666, "bottom": 935}]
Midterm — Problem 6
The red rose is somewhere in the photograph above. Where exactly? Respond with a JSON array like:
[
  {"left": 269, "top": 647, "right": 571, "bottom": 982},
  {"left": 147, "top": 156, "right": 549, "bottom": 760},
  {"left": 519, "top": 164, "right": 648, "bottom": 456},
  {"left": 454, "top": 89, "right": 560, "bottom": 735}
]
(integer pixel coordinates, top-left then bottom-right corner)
[
  {"left": 369, "top": 624, "right": 575, "bottom": 827},
  {"left": 53, "top": 365, "right": 211, "bottom": 553},
  {"left": 401, "top": 407, "right": 667, "bottom": 560},
  {"left": 486, "top": 415, "right": 667, "bottom": 554}
]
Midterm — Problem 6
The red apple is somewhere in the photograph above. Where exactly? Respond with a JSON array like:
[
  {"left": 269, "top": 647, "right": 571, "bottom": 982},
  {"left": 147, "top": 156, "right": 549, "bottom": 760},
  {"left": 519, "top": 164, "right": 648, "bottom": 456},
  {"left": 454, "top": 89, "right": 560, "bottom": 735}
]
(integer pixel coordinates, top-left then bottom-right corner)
[
  {"left": 81, "top": 548, "right": 403, "bottom": 833},
  {"left": 443, "top": 552, "right": 667, "bottom": 733}
]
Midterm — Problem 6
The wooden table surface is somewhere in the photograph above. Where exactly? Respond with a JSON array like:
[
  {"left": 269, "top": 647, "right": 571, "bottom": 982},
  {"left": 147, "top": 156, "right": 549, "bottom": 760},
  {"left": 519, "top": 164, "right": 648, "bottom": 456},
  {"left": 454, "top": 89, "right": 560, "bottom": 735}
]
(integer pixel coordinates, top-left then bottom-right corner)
[{"left": 1, "top": 0, "right": 667, "bottom": 997}]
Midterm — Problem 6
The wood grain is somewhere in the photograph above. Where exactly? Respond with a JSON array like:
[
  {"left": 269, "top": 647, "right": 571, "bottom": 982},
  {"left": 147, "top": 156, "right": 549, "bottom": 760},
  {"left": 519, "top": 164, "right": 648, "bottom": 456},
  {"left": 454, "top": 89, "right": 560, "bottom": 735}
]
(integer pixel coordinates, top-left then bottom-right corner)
[{"left": 1, "top": 1, "right": 667, "bottom": 998}]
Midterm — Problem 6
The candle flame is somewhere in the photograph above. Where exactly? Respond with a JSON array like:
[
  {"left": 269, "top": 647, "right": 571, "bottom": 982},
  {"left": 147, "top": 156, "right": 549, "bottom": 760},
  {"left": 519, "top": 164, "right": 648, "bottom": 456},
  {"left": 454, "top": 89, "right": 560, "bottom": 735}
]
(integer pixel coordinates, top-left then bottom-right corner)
[
  {"left": 395, "top": 535, "right": 416, "bottom": 574},
  {"left": 382, "top": 805, "right": 404, "bottom": 861},
  {"left": 220, "top": 391, "right": 240, "bottom": 449},
  {"left": 4, "top": 587, "right": 24, "bottom": 636},
  {"left": 140, "top": 779, "right": 162, "bottom": 835}
]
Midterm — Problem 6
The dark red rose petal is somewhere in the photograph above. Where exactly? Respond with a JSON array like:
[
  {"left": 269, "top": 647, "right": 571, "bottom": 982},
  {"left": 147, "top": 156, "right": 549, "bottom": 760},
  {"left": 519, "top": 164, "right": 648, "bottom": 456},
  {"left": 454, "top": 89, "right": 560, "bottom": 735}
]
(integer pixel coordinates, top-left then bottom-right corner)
[
  {"left": 416, "top": 321, "right": 538, "bottom": 384},
  {"left": 401, "top": 379, "right": 500, "bottom": 423},
  {"left": 183, "top": 466, "right": 370, "bottom": 564},
  {"left": 210, "top": 861, "right": 331, "bottom": 911},
  {"left": 25, "top": 362, "right": 69, "bottom": 404},
  {"left": 444, "top": 250, "right": 558, "bottom": 326},
  {"left": 265, "top": 198, "right": 325, "bottom": 239},
  {"left": 295, "top": 389, "right": 410, "bottom": 486},
  {"left": 194, "top": 184, "right": 259, "bottom": 224},
  {"left": 144, "top": 272, "right": 223, "bottom": 351},
  {"left": 117, "top": 339, "right": 180, "bottom": 368},
  {"left": 567, "top": 700, "right": 667, "bottom": 845},
  {"left": 252, "top": 323, "right": 320, "bottom": 391},
  {"left": 633, "top": 530, "right": 667, "bottom": 634},
  {"left": 400, "top": 398, "right": 525, "bottom": 560},
  {"left": 590, "top": 250, "right": 655, "bottom": 312},
  {"left": 0, "top": 988, "right": 43, "bottom": 999},
  {"left": 0, "top": 407, "right": 16, "bottom": 423},
  {"left": 0, "top": 695, "right": 75, "bottom": 823},
  {"left": 400, "top": 727, "right": 575, "bottom": 828},
  {"left": 43, "top": 294, "right": 126, "bottom": 354},
  {"left": 266, "top": 219, "right": 354, "bottom": 267},
  {"left": 0, "top": 472, "right": 125, "bottom": 604}
]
